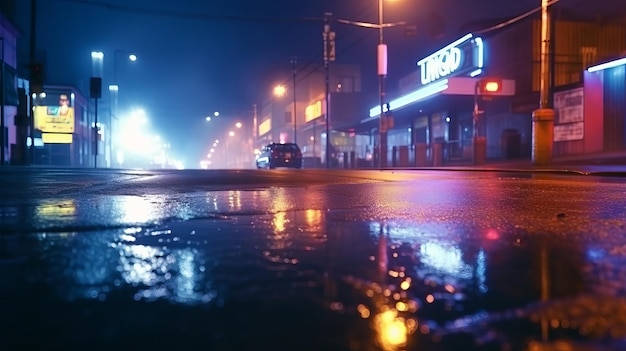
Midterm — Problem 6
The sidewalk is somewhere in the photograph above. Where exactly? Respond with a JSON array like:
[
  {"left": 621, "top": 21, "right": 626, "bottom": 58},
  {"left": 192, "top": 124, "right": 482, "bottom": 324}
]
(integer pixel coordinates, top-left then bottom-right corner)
[{"left": 443, "top": 150, "right": 626, "bottom": 175}]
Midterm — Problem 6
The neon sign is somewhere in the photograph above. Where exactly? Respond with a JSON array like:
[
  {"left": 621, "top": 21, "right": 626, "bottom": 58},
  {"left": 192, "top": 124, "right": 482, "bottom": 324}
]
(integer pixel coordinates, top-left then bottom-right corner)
[
  {"left": 416, "top": 33, "right": 483, "bottom": 86},
  {"left": 419, "top": 46, "right": 462, "bottom": 85}
]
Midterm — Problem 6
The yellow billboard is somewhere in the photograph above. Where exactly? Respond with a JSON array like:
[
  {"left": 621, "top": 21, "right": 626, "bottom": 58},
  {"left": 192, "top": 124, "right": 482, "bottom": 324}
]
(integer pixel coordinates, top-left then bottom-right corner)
[
  {"left": 34, "top": 106, "right": 75, "bottom": 133},
  {"left": 42, "top": 133, "right": 73, "bottom": 144}
]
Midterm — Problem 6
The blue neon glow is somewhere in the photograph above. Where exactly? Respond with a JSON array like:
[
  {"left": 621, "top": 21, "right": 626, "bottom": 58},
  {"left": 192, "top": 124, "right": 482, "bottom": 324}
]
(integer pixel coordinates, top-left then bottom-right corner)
[
  {"left": 470, "top": 69, "right": 482, "bottom": 77},
  {"left": 369, "top": 79, "right": 449, "bottom": 117},
  {"left": 588, "top": 57, "right": 626, "bottom": 72},
  {"left": 474, "top": 37, "right": 484, "bottom": 68}
]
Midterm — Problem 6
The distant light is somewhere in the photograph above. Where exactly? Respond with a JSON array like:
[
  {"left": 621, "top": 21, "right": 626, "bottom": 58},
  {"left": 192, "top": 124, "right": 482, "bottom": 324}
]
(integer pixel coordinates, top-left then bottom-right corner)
[
  {"left": 229, "top": 131, "right": 235, "bottom": 137},
  {"left": 91, "top": 51, "right": 104, "bottom": 59},
  {"left": 484, "top": 81, "right": 500, "bottom": 92},
  {"left": 205, "top": 116, "right": 211, "bottom": 122},
  {"left": 274, "top": 85, "right": 286, "bottom": 97},
  {"left": 109, "top": 85, "right": 119, "bottom": 91},
  {"left": 129, "top": 54, "right": 137, "bottom": 62},
  {"left": 235, "top": 122, "right": 242, "bottom": 128},
  {"left": 214, "top": 111, "right": 220, "bottom": 117},
  {"left": 445, "top": 116, "right": 451, "bottom": 123},
  {"left": 588, "top": 57, "right": 626, "bottom": 72}
]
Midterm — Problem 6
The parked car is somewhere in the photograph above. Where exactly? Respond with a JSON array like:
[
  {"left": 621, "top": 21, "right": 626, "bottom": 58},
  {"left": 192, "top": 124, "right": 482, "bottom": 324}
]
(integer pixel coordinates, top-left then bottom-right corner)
[{"left": 255, "top": 142, "right": 302, "bottom": 169}]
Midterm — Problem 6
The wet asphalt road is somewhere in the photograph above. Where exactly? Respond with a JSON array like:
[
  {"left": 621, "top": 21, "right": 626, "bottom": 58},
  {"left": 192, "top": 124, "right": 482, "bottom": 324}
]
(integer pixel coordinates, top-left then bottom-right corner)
[{"left": 1, "top": 167, "right": 626, "bottom": 351}]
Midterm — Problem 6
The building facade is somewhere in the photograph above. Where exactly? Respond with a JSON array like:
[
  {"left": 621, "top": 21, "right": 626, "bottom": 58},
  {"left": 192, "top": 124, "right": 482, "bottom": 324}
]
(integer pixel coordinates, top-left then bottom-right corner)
[
  {"left": 350, "top": 14, "right": 626, "bottom": 167},
  {"left": 0, "top": 10, "right": 19, "bottom": 165},
  {"left": 254, "top": 63, "right": 367, "bottom": 167},
  {"left": 30, "top": 86, "right": 95, "bottom": 167}
]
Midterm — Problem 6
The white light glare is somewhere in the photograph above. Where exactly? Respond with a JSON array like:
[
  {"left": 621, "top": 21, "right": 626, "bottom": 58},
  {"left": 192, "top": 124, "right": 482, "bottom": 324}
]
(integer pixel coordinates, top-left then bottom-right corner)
[{"left": 588, "top": 57, "right": 626, "bottom": 73}]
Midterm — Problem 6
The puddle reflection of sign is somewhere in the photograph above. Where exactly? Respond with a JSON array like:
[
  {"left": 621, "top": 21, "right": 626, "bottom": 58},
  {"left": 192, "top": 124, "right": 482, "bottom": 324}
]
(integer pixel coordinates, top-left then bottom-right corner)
[
  {"left": 554, "top": 88, "right": 584, "bottom": 141},
  {"left": 34, "top": 106, "right": 75, "bottom": 133}
]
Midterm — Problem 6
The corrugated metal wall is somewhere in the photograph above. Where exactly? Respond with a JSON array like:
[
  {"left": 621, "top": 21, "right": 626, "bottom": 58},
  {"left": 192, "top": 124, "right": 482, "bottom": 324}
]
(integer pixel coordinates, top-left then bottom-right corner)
[{"left": 532, "top": 19, "right": 626, "bottom": 91}]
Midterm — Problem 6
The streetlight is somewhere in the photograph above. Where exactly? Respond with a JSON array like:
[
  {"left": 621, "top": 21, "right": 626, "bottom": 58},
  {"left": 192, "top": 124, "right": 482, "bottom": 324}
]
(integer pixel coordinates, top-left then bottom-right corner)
[
  {"left": 291, "top": 56, "right": 298, "bottom": 145},
  {"left": 90, "top": 51, "right": 104, "bottom": 168},
  {"left": 377, "top": 0, "right": 388, "bottom": 169},
  {"left": 273, "top": 84, "right": 286, "bottom": 98},
  {"left": 206, "top": 111, "right": 219, "bottom": 122},
  {"left": 114, "top": 50, "right": 137, "bottom": 85}
]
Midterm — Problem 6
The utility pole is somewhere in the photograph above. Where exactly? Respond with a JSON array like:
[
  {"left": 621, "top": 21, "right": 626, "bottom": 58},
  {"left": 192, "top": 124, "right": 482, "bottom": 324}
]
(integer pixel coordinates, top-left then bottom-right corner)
[
  {"left": 291, "top": 56, "right": 297, "bottom": 145},
  {"left": 323, "top": 12, "right": 335, "bottom": 169},
  {"left": 531, "top": 0, "right": 554, "bottom": 166},
  {"left": 90, "top": 77, "right": 101, "bottom": 168},
  {"left": 29, "top": 0, "right": 37, "bottom": 164},
  {"left": 377, "top": 0, "right": 388, "bottom": 169}
]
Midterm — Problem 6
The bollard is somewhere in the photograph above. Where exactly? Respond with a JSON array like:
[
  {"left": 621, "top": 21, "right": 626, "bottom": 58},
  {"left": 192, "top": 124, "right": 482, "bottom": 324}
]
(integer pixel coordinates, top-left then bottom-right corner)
[
  {"left": 415, "top": 143, "right": 427, "bottom": 167},
  {"left": 433, "top": 142, "right": 443, "bottom": 167},
  {"left": 473, "top": 137, "right": 487, "bottom": 165},
  {"left": 398, "top": 146, "right": 409, "bottom": 167},
  {"left": 532, "top": 108, "right": 554, "bottom": 166}
]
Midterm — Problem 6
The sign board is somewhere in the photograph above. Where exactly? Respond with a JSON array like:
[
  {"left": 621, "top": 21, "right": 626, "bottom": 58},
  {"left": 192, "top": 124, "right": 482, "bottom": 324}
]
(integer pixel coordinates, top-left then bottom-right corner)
[
  {"left": 305, "top": 101, "right": 323, "bottom": 122},
  {"left": 34, "top": 106, "right": 75, "bottom": 134},
  {"left": 554, "top": 122, "right": 584, "bottom": 142},
  {"left": 42, "top": 133, "right": 73, "bottom": 144},
  {"left": 417, "top": 34, "right": 483, "bottom": 86},
  {"left": 554, "top": 87, "right": 584, "bottom": 141}
]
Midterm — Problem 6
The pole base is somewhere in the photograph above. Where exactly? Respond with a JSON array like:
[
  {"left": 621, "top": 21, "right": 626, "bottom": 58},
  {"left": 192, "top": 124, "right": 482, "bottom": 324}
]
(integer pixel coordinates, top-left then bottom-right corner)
[{"left": 532, "top": 108, "right": 554, "bottom": 166}]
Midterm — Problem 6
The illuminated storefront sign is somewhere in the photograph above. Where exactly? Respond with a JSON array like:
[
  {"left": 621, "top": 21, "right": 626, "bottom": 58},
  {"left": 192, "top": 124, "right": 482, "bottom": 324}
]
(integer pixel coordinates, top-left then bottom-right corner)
[
  {"left": 368, "top": 33, "right": 485, "bottom": 118},
  {"left": 258, "top": 118, "right": 271, "bottom": 136},
  {"left": 42, "top": 133, "right": 73, "bottom": 144},
  {"left": 417, "top": 33, "right": 483, "bottom": 86},
  {"left": 305, "top": 101, "right": 323, "bottom": 122},
  {"left": 34, "top": 105, "right": 75, "bottom": 133}
]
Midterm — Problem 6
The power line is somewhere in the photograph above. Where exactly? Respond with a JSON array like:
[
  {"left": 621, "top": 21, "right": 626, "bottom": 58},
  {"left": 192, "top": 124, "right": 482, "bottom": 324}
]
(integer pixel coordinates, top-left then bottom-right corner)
[
  {"left": 474, "top": 0, "right": 561, "bottom": 35},
  {"left": 55, "top": 0, "right": 322, "bottom": 23}
]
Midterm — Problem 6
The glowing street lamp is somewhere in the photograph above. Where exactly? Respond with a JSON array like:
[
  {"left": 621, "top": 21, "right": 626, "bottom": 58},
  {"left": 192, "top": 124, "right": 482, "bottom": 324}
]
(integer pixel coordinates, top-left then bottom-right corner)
[
  {"left": 114, "top": 50, "right": 138, "bottom": 84},
  {"left": 206, "top": 111, "right": 219, "bottom": 122},
  {"left": 273, "top": 84, "right": 286, "bottom": 98}
]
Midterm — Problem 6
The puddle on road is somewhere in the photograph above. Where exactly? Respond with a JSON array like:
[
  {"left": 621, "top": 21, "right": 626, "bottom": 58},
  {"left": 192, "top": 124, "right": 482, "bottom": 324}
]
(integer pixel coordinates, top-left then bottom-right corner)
[
  {"left": 2, "top": 184, "right": 626, "bottom": 350},
  {"left": 3, "top": 206, "right": 626, "bottom": 350}
]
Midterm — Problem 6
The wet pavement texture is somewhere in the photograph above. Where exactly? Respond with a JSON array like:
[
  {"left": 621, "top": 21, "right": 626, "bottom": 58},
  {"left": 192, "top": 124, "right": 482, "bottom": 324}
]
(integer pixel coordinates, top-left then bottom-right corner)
[{"left": 1, "top": 168, "right": 626, "bottom": 350}]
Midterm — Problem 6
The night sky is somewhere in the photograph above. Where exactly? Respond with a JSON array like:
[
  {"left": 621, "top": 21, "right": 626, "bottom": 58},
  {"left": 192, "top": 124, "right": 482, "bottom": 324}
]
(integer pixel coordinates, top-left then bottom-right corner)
[{"left": 12, "top": 0, "right": 624, "bottom": 166}]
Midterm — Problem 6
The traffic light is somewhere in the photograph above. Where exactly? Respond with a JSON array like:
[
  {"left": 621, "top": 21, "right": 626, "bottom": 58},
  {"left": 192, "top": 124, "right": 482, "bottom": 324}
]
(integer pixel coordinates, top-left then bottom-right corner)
[
  {"left": 478, "top": 78, "right": 502, "bottom": 94},
  {"left": 30, "top": 63, "right": 44, "bottom": 94}
]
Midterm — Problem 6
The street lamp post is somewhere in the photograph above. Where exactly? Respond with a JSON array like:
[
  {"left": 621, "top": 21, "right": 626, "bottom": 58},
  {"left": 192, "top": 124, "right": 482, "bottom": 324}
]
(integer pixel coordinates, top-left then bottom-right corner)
[
  {"left": 531, "top": 0, "right": 554, "bottom": 166},
  {"left": 291, "top": 57, "right": 298, "bottom": 145},
  {"left": 90, "top": 51, "right": 104, "bottom": 168},
  {"left": 377, "top": 0, "right": 388, "bottom": 169}
]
